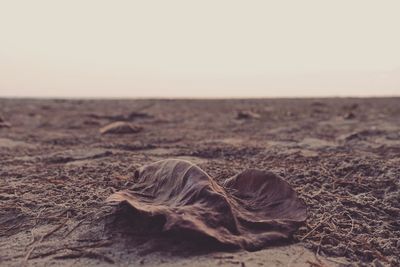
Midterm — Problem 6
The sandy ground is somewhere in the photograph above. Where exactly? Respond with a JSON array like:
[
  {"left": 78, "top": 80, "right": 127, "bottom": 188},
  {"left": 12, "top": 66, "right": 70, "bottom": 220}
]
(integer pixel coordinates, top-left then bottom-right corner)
[{"left": 1, "top": 98, "right": 399, "bottom": 266}]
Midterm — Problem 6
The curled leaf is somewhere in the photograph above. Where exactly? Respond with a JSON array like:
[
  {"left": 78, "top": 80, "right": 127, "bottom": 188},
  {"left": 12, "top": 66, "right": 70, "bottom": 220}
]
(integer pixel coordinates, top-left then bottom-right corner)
[{"left": 107, "top": 159, "right": 307, "bottom": 251}]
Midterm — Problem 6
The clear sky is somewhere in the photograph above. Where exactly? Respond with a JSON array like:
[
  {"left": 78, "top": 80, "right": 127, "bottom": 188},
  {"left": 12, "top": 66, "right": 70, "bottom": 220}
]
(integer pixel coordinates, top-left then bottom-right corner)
[{"left": 0, "top": 0, "right": 399, "bottom": 98}]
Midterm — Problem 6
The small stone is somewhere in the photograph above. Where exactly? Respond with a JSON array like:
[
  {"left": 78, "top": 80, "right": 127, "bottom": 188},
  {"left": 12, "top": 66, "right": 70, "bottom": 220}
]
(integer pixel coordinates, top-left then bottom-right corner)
[
  {"left": 100, "top": 121, "right": 142, "bottom": 135},
  {"left": 0, "top": 122, "right": 11, "bottom": 128},
  {"left": 372, "top": 259, "right": 384, "bottom": 267},
  {"left": 236, "top": 110, "right": 260, "bottom": 120},
  {"left": 344, "top": 112, "right": 356, "bottom": 120},
  {"left": 0, "top": 115, "right": 11, "bottom": 128}
]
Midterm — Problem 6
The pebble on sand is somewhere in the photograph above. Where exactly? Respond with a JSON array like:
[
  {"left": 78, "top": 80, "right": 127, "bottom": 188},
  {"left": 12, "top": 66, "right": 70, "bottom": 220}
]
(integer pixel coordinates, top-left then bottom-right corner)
[
  {"left": 0, "top": 115, "right": 11, "bottom": 128},
  {"left": 100, "top": 121, "right": 142, "bottom": 135},
  {"left": 343, "top": 112, "right": 356, "bottom": 120},
  {"left": 236, "top": 110, "right": 261, "bottom": 120}
]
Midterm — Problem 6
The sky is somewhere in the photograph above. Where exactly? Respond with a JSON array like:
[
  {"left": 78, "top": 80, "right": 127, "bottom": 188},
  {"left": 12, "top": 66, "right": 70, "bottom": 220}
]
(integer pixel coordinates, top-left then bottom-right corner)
[{"left": 0, "top": 0, "right": 399, "bottom": 98}]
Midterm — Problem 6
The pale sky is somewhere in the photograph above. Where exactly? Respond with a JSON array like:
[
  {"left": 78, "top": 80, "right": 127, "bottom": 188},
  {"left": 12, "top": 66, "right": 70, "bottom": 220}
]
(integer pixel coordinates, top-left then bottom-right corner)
[{"left": 0, "top": 0, "right": 399, "bottom": 98}]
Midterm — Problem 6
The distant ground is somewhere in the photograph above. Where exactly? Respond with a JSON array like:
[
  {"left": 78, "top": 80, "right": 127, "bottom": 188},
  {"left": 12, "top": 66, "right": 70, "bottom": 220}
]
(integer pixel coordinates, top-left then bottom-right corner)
[{"left": 1, "top": 98, "right": 399, "bottom": 266}]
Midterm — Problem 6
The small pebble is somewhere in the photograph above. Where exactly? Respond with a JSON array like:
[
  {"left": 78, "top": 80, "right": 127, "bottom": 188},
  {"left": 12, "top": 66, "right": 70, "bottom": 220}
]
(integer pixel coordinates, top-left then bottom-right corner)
[
  {"left": 100, "top": 121, "right": 142, "bottom": 135},
  {"left": 236, "top": 110, "right": 260, "bottom": 120},
  {"left": 372, "top": 258, "right": 384, "bottom": 267}
]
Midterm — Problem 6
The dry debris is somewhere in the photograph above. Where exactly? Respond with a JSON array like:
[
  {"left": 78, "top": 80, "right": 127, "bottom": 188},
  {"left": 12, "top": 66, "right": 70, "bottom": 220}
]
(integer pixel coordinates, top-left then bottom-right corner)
[{"left": 1, "top": 98, "right": 399, "bottom": 266}]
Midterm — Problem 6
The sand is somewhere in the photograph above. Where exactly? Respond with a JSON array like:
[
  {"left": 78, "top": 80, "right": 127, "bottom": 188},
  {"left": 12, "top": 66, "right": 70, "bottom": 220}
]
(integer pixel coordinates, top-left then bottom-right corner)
[{"left": 1, "top": 98, "right": 399, "bottom": 266}]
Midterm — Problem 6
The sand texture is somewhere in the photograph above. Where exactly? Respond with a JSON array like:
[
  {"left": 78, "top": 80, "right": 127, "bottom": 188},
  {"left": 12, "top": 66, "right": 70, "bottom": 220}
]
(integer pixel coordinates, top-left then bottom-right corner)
[{"left": 1, "top": 98, "right": 399, "bottom": 266}]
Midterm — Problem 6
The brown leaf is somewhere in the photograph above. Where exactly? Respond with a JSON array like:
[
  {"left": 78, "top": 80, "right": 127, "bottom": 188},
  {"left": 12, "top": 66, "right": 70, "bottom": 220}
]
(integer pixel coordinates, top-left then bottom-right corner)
[{"left": 107, "top": 159, "right": 307, "bottom": 251}]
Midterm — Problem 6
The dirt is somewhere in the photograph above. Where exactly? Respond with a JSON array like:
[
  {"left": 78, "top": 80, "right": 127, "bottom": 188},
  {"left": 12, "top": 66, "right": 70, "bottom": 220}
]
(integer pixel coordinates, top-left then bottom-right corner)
[{"left": 0, "top": 98, "right": 399, "bottom": 266}]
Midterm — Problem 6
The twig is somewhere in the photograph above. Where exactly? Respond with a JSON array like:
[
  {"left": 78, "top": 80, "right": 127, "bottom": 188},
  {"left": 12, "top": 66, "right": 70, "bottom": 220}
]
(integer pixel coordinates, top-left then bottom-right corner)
[
  {"left": 316, "top": 235, "right": 326, "bottom": 256},
  {"left": 319, "top": 164, "right": 338, "bottom": 189},
  {"left": 345, "top": 212, "right": 354, "bottom": 237},
  {"left": 63, "top": 218, "right": 86, "bottom": 238},
  {"left": 29, "top": 240, "right": 112, "bottom": 260},
  {"left": 300, "top": 214, "right": 333, "bottom": 241},
  {"left": 2, "top": 222, "right": 24, "bottom": 235},
  {"left": 21, "top": 218, "right": 68, "bottom": 265}
]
